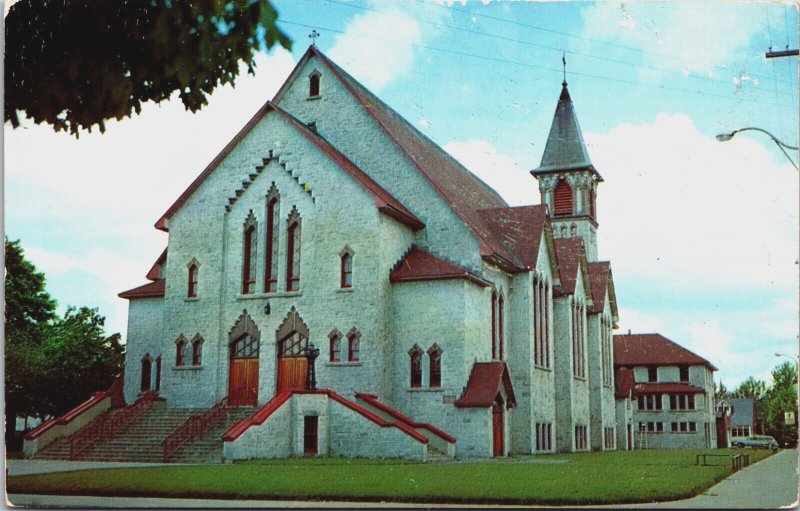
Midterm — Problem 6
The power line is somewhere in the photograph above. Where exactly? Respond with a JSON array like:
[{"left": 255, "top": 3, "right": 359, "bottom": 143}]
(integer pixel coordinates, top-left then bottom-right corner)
[{"left": 277, "top": 19, "right": 796, "bottom": 110}]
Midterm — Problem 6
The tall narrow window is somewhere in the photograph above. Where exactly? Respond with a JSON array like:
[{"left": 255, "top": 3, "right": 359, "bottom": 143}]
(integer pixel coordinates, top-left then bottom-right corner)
[
  {"left": 330, "top": 335, "right": 341, "bottom": 362},
  {"left": 491, "top": 291, "right": 497, "bottom": 359},
  {"left": 347, "top": 329, "right": 361, "bottom": 362},
  {"left": 286, "top": 209, "right": 301, "bottom": 291},
  {"left": 409, "top": 345, "right": 423, "bottom": 388},
  {"left": 154, "top": 356, "right": 161, "bottom": 391},
  {"left": 428, "top": 344, "right": 442, "bottom": 388},
  {"left": 141, "top": 355, "right": 152, "bottom": 392},
  {"left": 187, "top": 264, "right": 198, "bottom": 297},
  {"left": 341, "top": 252, "right": 353, "bottom": 288},
  {"left": 242, "top": 212, "right": 257, "bottom": 294},
  {"left": 648, "top": 366, "right": 658, "bottom": 382},
  {"left": 175, "top": 337, "right": 187, "bottom": 366},
  {"left": 309, "top": 72, "right": 320, "bottom": 97},
  {"left": 679, "top": 366, "right": 689, "bottom": 382},
  {"left": 265, "top": 190, "right": 280, "bottom": 293},
  {"left": 553, "top": 180, "right": 573, "bottom": 216},
  {"left": 498, "top": 294, "right": 505, "bottom": 360},
  {"left": 544, "top": 282, "right": 551, "bottom": 368},
  {"left": 191, "top": 336, "right": 203, "bottom": 366}
]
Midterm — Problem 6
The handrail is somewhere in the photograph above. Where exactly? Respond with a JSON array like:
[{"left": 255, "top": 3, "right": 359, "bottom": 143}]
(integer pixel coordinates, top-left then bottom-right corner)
[
  {"left": 162, "top": 397, "right": 228, "bottom": 462},
  {"left": 69, "top": 391, "right": 159, "bottom": 459}
]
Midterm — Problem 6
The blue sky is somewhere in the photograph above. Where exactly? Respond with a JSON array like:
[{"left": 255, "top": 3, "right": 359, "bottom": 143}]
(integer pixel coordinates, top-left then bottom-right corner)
[{"left": 4, "top": 1, "right": 799, "bottom": 389}]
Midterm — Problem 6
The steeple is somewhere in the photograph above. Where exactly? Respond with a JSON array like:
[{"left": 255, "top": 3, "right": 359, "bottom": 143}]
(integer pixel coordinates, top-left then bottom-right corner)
[{"left": 531, "top": 77, "right": 604, "bottom": 262}]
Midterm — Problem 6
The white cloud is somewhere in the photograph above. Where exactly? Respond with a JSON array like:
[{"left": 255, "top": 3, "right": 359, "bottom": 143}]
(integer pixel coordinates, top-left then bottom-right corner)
[
  {"left": 444, "top": 139, "right": 537, "bottom": 206},
  {"left": 328, "top": 1, "right": 444, "bottom": 91},
  {"left": 587, "top": 113, "right": 799, "bottom": 292},
  {"left": 580, "top": 2, "right": 765, "bottom": 76}
]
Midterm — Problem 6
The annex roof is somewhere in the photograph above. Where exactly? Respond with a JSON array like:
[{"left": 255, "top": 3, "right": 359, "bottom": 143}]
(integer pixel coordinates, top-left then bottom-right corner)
[
  {"left": 532, "top": 82, "right": 602, "bottom": 181},
  {"left": 119, "top": 279, "right": 165, "bottom": 300},
  {"left": 553, "top": 237, "right": 592, "bottom": 302},
  {"left": 613, "top": 333, "right": 718, "bottom": 371},
  {"left": 614, "top": 368, "right": 636, "bottom": 399},
  {"left": 275, "top": 46, "right": 525, "bottom": 271},
  {"left": 154, "top": 98, "right": 423, "bottom": 231},
  {"left": 145, "top": 248, "right": 167, "bottom": 281},
  {"left": 634, "top": 383, "right": 706, "bottom": 395},
  {"left": 728, "top": 398, "right": 756, "bottom": 427},
  {"left": 389, "top": 246, "right": 491, "bottom": 287},
  {"left": 455, "top": 362, "right": 517, "bottom": 408},
  {"left": 587, "top": 261, "right": 619, "bottom": 321}
]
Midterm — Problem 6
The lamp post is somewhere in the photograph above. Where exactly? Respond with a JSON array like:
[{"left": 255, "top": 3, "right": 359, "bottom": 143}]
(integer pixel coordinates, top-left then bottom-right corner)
[
  {"left": 716, "top": 127, "right": 799, "bottom": 170},
  {"left": 304, "top": 343, "right": 320, "bottom": 390}
]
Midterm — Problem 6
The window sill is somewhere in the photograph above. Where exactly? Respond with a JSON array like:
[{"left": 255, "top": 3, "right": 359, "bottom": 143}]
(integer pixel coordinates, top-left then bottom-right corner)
[
  {"left": 337, "top": 288, "right": 354, "bottom": 293},
  {"left": 534, "top": 365, "right": 553, "bottom": 372},
  {"left": 407, "top": 387, "right": 444, "bottom": 393},
  {"left": 173, "top": 365, "right": 204, "bottom": 371},
  {"left": 572, "top": 375, "right": 587, "bottom": 382},
  {"left": 636, "top": 410, "right": 664, "bottom": 413},
  {"left": 325, "top": 361, "right": 362, "bottom": 367},
  {"left": 238, "top": 291, "right": 302, "bottom": 300},
  {"left": 185, "top": 297, "right": 199, "bottom": 302},
  {"left": 307, "top": 95, "right": 321, "bottom": 101}
]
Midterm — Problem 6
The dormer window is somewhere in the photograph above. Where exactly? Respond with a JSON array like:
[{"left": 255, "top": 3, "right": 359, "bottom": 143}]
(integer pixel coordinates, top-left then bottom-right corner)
[{"left": 309, "top": 71, "right": 321, "bottom": 98}]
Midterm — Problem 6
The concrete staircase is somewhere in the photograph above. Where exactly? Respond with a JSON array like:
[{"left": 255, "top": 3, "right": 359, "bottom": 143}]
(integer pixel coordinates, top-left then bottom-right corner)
[{"left": 34, "top": 406, "right": 254, "bottom": 463}]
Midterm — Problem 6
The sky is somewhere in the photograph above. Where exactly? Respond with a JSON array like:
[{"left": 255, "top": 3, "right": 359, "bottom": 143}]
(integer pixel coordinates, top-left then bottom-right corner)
[{"left": 4, "top": 0, "right": 799, "bottom": 389}]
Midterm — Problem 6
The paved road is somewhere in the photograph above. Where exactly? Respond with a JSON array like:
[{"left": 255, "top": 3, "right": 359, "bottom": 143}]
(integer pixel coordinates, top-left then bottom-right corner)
[{"left": 7, "top": 450, "right": 799, "bottom": 509}]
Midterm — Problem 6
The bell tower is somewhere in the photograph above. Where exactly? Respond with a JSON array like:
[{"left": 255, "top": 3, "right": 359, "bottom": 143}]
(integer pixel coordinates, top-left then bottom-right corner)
[{"left": 531, "top": 78, "right": 603, "bottom": 262}]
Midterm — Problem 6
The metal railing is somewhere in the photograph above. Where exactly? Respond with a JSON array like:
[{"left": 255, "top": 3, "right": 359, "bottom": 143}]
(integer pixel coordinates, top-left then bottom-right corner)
[
  {"left": 69, "top": 391, "right": 159, "bottom": 459},
  {"left": 162, "top": 397, "right": 228, "bottom": 462}
]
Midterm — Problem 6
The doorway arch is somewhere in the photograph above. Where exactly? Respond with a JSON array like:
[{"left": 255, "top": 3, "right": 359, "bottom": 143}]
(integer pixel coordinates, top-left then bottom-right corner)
[{"left": 276, "top": 307, "right": 309, "bottom": 392}]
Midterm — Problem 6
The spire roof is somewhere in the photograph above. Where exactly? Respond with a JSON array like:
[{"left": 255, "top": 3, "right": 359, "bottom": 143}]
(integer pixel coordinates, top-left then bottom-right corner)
[{"left": 533, "top": 82, "right": 602, "bottom": 180}]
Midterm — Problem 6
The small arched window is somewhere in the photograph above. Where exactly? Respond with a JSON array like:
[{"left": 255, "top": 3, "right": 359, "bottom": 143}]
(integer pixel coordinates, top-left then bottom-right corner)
[
  {"left": 188, "top": 264, "right": 198, "bottom": 298},
  {"left": 491, "top": 291, "right": 497, "bottom": 359},
  {"left": 242, "top": 212, "right": 258, "bottom": 294},
  {"left": 409, "top": 344, "right": 423, "bottom": 388},
  {"left": 498, "top": 294, "right": 505, "bottom": 360},
  {"left": 154, "top": 356, "right": 161, "bottom": 391},
  {"left": 553, "top": 180, "right": 573, "bottom": 216},
  {"left": 330, "top": 334, "right": 341, "bottom": 362},
  {"left": 428, "top": 344, "right": 442, "bottom": 388},
  {"left": 309, "top": 73, "right": 320, "bottom": 97},
  {"left": 341, "top": 252, "right": 353, "bottom": 288},
  {"left": 141, "top": 354, "right": 152, "bottom": 392},
  {"left": 191, "top": 336, "right": 204, "bottom": 366},
  {"left": 286, "top": 209, "right": 301, "bottom": 291},
  {"left": 265, "top": 186, "right": 280, "bottom": 293},
  {"left": 348, "top": 331, "right": 360, "bottom": 362},
  {"left": 175, "top": 337, "right": 187, "bottom": 366}
]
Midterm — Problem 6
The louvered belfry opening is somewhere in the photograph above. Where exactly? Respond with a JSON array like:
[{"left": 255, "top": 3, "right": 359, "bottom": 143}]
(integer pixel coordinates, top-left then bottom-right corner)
[{"left": 553, "top": 180, "right": 573, "bottom": 216}]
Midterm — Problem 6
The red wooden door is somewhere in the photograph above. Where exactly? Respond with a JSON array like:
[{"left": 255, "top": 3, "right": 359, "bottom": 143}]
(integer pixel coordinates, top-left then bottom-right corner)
[
  {"left": 278, "top": 357, "right": 308, "bottom": 392},
  {"left": 492, "top": 402, "right": 504, "bottom": 457},
  {"left": 229, "top": 358, "right": 259, "bottom": 406}
]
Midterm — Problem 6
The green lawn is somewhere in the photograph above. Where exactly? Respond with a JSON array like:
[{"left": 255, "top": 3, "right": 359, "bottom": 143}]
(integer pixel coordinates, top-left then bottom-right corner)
[{"left": 7, "top": 449, "right": 774, "bottom": 505}]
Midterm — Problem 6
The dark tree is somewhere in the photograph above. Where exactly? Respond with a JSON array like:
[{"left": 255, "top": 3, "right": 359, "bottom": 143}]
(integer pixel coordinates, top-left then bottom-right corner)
[
  {"left": 5, "top": 0, "right": 292, "bottom": 136},
  {"left": 761, "top": 362, "right": 798, "bottom": 447},
  {"left": 733, "top": 376, "right": 767, "bottom": 401}
]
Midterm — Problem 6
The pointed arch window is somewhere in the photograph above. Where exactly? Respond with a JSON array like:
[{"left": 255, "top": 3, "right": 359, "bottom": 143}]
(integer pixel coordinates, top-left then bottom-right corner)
[
  {"left": 329, "top": 330, "right": 342, "bottom": 362},
  {"left": 347, "top": 328, "right": 361, "bottom": 362},
  {"left": 242, "top": 212, "right": 257, "bottom": 294},
  {"left": 498, "top": 294, "right": 505, "bottom": 360},
  {"left": 428, "top": 344, "right": 443, "bottom": 388},
  {"left": 175, "top": 335, "right": 187, "bottom": 366},
  {"left": 187, "top": 263, "right": 198, "bottom": 298},
  {"left": 553, "top": 180, "right": 573, "bottom": 216},
  {"left": 309, "top": 71, "right": 321, "bottom": 97},
  {"left": 286, "top": 208, "right": 301, "bottom": 291},
  {"left": 141, "top": 354, "right": 152, "bottom": 392},
  {"left": 341, "top": 251, "right": 353, "bottom": 288},
  {"left": 154, "top": 356, "right": 161, "bottom": 391},
  {"left": 191, "top": 335, "right": 204, "bottom": 366},
  {"left": 409, "top": 345, "right": 423, "bottom": 388},
  {"left": 265, "top": 186, "right": 280, "bottom": 293},
  {"left": 491, "top": 291, "right": 497, "bottom": 358}
]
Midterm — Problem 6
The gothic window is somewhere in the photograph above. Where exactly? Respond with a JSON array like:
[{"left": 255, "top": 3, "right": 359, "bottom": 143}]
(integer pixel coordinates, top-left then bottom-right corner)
[
  {"left": 560, "top": 225, "right": 567, "bottom": 237},
  {"left": 276, "top": 308, "right": 309, "bottom": 357},
  {"left": 191, "top": 335, "right": 204, "bottom": 366},
  {"left": 341, "top": 252, "right": 353, "bottom": 288},
  {"left": 242, "top": 212, "right": 257, "bottom": 294},
  {"left": 409, "top": 344, "right": 423, "bottom": 388},
  {"left": 348, "top": 333, "right": 360, "bottom": 362},
  {"left": 571, "top": 300, "right": 585, "bottom": 378},
  {"left": 309, "top": 71, "right": 321, "bottom": 97},
  {"left": 428, "top": 344, "right": 442, "bottom": 388},
  {"left": 140, "top": 354, "right": 152, "bottom": 392},
  {"left": 231, "top": 334, "right": 260, "bottom": 359},
  {"left": 175, "top": 336, "right": 187, "bottom": 366},
  {"left": 553, "top": 179, "right": 573, "bottom": 216},
  {"left": 498, "top": 294, "right": 505, "bottom": 360},
  {"left": 491, "top": 291, "right": 497, "bottom": 358},
  {"left": 187, "top": 263, "right": 198, "bottom": 298},
  {"left": 330, "top": 335, "right": 341, "bottom": 362},
  {"left": 590, "top": 188, "right": 597, "bottom": 218},
  {"left": 265, "top": 186, "right": 280, "bottom": 293},
  {"left": 286, "top": 208, "right": 301, "bottom": 292},
  {"left": 154, "top": 356, "right": 161, "bottom": 391},
  {"left": 570, "top": 224, "right": 577, "bottom": 236}
]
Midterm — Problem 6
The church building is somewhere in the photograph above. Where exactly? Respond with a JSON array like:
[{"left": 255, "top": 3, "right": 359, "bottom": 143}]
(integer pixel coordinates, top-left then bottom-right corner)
[{"left": 113, "top": 46, "right": 648, "bottom": 460}]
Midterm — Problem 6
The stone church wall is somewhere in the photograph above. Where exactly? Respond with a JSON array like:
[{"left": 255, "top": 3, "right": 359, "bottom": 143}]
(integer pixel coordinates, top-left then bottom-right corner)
[{"left": 123, "top": 297, "right": 166, "bottom": 405}]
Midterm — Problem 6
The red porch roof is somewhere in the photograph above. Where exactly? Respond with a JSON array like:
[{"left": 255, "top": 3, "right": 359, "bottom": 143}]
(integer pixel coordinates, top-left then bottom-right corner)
[
  {"left": 455, "top": 362, "right": 517, "bottom": 408},
  {"left": 119, "top": 279, "right": 165, "bottom": 300},
  {"left": 390, "top": 246, "right": 491, "bottom": 287}
]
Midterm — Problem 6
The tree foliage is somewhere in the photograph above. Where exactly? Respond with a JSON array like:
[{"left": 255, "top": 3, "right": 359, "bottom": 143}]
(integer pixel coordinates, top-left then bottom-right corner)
[
  {"left": 5, "top": 0, "right": 292, "bottom": 136},
  {"left": 733, "top": 376, "right": 767, "bottom": 401},
  {"left": 760, "top": 362, "right": 798, "bottom": 447}
]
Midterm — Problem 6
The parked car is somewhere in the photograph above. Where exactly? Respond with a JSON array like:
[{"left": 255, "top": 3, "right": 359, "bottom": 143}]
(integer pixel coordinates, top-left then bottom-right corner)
[{"left": 732, "top": 435, "right": 779, "bottom": 449}]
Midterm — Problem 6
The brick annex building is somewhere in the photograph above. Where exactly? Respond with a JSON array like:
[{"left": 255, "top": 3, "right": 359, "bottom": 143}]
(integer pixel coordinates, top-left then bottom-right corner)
[{"left": 24, "top": 46, "right": 718, "bottom": 462}]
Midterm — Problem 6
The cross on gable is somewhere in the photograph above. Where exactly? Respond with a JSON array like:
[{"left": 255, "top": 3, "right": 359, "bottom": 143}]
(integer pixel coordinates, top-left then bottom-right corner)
[{"left": 309, "top": 30, "right": 320, "bottom": 47}]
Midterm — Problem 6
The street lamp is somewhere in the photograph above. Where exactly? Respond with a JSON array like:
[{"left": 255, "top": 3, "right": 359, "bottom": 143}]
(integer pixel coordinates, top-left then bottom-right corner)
[
  {"left": 716, "top": 127, "right": 799, "bottom": 170},
  {"left": 775, "top": 352, "right": 800, "bottom": 367}
]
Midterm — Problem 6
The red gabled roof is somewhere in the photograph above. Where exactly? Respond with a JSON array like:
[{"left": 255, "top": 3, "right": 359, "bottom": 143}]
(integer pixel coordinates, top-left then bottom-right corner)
[
  {"left": 154, "top": 98, "right": 423, "bottom": 232},
  {"left": 587, "top": 262, "right": 609, "bottom": 312},
  {"left": 478, "top": 205, "right": 549, "bottom": 271},
  {"left": 145, "top": 248, "right": 167, "bottom": 281},
  {"left": 118, "top": 279, "right": 165, "bottom": 300},
  {"left": 553, "top": 238, "right": 591, "bottom": 301},
  {"left": 390, "top": 246, "right": 491, "bottom": 287},
  {"left": 635, "top": 383, "right": 706, "bottom": 395},
  {"left": 455, "top": 362, "right": 517, "bottom": 408},
  {"left": 269, "top": 102, "right": 423, "bottom": 230},
  {"left": 614, "top": 333, "right": 717, "bottom": 371},
  {"left": 614, "top": 368, "right": 636, "bottom": 399},
  {"left": 279, "top": 47, "right": 524, "bottom": 271}
]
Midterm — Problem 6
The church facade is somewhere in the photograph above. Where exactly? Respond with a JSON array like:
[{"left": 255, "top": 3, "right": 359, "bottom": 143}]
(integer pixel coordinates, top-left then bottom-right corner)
[{"left": 118, "top": 46, "right": 689, "bottom": 460}]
